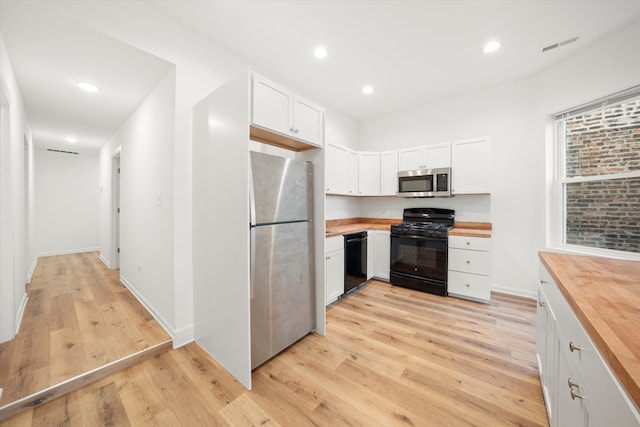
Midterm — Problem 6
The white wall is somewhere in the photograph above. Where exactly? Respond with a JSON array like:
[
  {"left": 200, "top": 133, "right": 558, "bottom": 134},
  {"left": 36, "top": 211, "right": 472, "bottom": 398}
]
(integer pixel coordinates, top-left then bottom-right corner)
[
  {"left": 359, "top": 20, "right": 640, "bottom": 298},
  {"left": 0, "top": 32, "right": 33, "bottom": 343},
  {"left": 34, "top": 149, "right": 99, "bottom": 255},
  {"left": 100, "top": 69, "right": 176, "bottom": 339}
]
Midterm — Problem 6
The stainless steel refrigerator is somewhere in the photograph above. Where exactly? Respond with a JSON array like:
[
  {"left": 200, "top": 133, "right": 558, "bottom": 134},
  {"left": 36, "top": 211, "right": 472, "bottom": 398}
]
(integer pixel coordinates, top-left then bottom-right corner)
[{"left": 249, "top": 151, "right": 315, "bottom": 369}]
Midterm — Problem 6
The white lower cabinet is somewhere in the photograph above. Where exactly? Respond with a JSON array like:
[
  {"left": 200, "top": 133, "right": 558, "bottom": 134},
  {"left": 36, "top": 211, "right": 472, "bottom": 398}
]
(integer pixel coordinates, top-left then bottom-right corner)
[
  {"left": 447, "top": 235, "right": 491, "bottom": 303},
  {"left": 325, "top": 236, "right": 344, "bottom": 305},
  {"left": 371, "top": 230, "right": 390, "bottom": 281},
  {"left": 538, "top": 261, "right": 640, "bottom": 427}
]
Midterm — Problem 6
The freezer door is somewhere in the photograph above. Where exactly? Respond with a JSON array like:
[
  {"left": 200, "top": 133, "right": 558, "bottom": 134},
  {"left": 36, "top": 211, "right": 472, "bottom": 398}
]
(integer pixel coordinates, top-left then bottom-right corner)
[
  {"left": 250, "top": 151, "right": 313, "bottom": 224},
  {"left": 251, "top": 221, "right": 315, "bottom": 369}
]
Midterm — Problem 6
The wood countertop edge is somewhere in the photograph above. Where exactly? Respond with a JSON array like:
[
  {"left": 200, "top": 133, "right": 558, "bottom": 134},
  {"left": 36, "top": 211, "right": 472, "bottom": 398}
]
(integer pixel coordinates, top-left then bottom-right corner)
[
  {"left": 325, "top": 219, "right": 492, "bottom": 238},
  {"left": 538, "top": 251, "right": 640, "bottom": 409}
]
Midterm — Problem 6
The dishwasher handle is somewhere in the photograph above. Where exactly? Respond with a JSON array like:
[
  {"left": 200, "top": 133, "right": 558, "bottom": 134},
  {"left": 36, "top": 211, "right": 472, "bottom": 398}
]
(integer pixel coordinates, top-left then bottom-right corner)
[{"left": 346, "top": 236, "right": 367, "bottom": 243}]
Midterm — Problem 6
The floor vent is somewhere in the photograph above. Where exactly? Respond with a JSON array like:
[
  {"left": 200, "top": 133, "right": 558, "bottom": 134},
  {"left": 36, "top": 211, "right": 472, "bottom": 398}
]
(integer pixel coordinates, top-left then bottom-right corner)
[
  {"left": 47, "top": 148, "right": 79, "bottom": 155},
  {"left": 542, "top": 36, "right": 578, "bottom": 52}
]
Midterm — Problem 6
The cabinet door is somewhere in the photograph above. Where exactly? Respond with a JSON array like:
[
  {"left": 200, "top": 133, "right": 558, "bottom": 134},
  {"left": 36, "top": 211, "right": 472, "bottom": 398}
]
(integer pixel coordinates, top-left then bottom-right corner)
[
  {"left": 398, "top": 146, "right": 426, "bottom": 171},
  {"left": 358, "top": 152, "right": 381, "bottom": 195},
  {"left": 293, "top": 96, "right": 323, "bottom": 147},
  {"left": 556, "top": 336, "right": 596, "bottom": 427},
  {"left": 252, "top": 74, "right": 292, "bottom": 136},
  {"left": 451, "top": 137, "right": 491, "bottom": 194},
  {"left": 347, "top": 150, "right": 358, "bottom": 195},
  {"left": 326, "top": 143, "right": 349, "bottom": 195},
  {"left": 425, "top": 143, "right": 451, "bottom": 169},
  {"left": 537, "top": 285, "right": 558, "bottom": 427},
  {"left": 373, "top": 231, "right": 390, "bottom": 280},
  {"left": 325, "top": 250, "right": 344, "bottom": 305},
  {"left": 380, "top": 151, "right": 398, "bottom": 196}
]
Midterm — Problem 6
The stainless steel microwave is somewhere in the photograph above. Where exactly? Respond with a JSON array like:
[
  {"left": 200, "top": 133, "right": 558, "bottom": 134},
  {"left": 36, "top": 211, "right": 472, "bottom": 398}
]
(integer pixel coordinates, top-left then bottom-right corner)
[{"left": 397, "top": 167, "right": 451, "bottom": 198}]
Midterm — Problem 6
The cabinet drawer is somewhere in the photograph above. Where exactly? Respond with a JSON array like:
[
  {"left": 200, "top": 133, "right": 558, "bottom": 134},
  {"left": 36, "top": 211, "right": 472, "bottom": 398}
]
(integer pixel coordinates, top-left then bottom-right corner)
[
  {"left": 448, "top": 235, "right": 491, "bottom": 251},
  {"left": 448, "top": 248, "right": 491, "bottom": 275},
  {"left": 325, "top": 236, "right": 344, "bottom": 253},
  {"left": 447, "top": 271, "right": 491, "bottom": 302}
]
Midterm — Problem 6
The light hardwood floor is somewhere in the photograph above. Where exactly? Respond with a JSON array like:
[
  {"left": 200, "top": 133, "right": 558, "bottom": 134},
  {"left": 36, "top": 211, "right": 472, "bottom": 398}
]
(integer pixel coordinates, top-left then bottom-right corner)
[
  {"left": 2, "top": 279, "right": 548, "bottom": 426},
  {"left": 0, "top": 252, "right": 171, "bottom": 419}
]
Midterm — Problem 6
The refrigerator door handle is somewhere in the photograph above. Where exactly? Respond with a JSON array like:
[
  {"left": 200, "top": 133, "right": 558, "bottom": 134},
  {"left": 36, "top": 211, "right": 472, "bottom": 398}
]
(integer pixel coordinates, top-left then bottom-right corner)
[
  {"left": 249, "top": 159, "right": 256, "bottom": 227},
  {"left": 250, "top": 226, "right": 256, "bottom": 300}
]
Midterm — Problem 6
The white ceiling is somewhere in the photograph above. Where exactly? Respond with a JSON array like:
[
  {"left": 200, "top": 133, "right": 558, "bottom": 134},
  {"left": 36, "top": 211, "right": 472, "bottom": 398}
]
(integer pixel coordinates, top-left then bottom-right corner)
[
  {"left": 1, "top": 1, "right": 639, "bottom": 153},
  {"left": 0, "top": 2, "right": 174, "bottom": 153}
]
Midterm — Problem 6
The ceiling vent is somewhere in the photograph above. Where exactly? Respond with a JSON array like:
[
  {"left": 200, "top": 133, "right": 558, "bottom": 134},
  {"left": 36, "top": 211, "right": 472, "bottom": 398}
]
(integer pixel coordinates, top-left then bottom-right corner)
[
  {"left": 542, "top": 36, "right": 579, "bottom": 53},
  {"left": 47, "top": 148, "right": 79, "bottom": 155}
]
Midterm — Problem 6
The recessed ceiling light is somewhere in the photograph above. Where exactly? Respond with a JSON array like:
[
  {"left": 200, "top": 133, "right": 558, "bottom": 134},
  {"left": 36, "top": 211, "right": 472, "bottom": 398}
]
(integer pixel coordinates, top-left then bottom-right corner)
[
  {"left": 362, "top": 85, "right": 373, "bottom": 95},
  {"left": 65, "top": 137, "right": 77, "bottom": 143},
  {"left": 483, "top": 40, "right": 501, "bottom": 53},
  {"left": 313, "top": 46, "right": 327, "bottom": 59},
  {"left": 77, "top": 81, "right": 100, "bottom": 92}
]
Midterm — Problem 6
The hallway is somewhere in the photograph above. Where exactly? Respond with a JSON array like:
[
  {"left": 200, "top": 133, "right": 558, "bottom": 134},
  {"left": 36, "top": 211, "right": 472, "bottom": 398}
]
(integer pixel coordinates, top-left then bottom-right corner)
[{"left": 0, "top": 252, "right": 171, "bottom": 419}]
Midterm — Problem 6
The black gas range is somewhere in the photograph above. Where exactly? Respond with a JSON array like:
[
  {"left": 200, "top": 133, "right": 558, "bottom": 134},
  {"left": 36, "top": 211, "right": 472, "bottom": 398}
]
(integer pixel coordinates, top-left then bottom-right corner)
[{"left": 390, "top": 208, "right": 455, "bottom": 296}]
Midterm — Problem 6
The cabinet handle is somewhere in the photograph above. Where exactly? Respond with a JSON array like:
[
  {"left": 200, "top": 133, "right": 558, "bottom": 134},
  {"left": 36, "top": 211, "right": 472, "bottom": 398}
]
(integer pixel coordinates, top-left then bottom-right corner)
[
  {"left": 466, "top": 260, "right": 471, "bottom": 264},
  {"left": 567, "top": 378, "right": 583, "bottom": 400},
  {"left": 540, "top": 280, "right": 548, "bottom": 284},
  {"left": 569, "top": 341, "right": 581, "bottom": 352},
  {"left": 289, "top": 127, "right": 295, "bottom": 132},
  {"left": 294, "top": 129, "right": 299, "bottom": 134},
  {"left": 465, "top": 283, "right": 470, "bottom": 288},
  {"left": 538, "top": 300, "right": 546, "bottom": 307},
  {"left": 466, "top": 241, "right": 470, "bottom": 245}
]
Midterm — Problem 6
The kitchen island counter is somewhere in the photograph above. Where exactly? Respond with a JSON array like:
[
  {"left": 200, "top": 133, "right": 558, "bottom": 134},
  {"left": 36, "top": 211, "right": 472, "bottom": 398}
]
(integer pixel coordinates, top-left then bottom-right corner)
[{"left": 539, "top": 251, "right": 640, "bottom": 409}]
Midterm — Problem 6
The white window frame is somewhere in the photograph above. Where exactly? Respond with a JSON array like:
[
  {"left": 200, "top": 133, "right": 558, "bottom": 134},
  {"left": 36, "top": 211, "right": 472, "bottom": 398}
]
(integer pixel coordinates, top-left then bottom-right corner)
[{"left": 550, "top": 87, "right": 640, "bottom": 261}]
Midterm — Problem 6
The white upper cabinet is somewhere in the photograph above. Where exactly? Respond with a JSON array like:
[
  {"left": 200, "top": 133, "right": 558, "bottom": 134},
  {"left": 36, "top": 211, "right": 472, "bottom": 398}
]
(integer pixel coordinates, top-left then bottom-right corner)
[
  {"left": 451, "top": 137, "right": 491, "bottom": 195},
  {"left": 347, "top": 150, "right": 358, "bottom": 195},
  {"left": 326, "top": 143, "right": 350, "bottom": 195},
  {"left": 380, "top": 150, "right": 398, "bottom": 196},
  {"left": 425, "top": 142, "right": 451, "bottom": 169},
  {"left": 293, "top": 96, "right": 323, "bottom": 146},
  {"left": 326, "top": 143, "right": 358, "bottom": 195},
  {"left": 398, "top": 142, "right": 451, "bottom": 171},
  {"left": 251, "top": 73, "right": 323, "bottom": 148},
  {"left": 358, "top": 152, "right": 381, "bottom": 196},
  {"left": 398, "top": 146, "right": 426, "bottom": 171}
]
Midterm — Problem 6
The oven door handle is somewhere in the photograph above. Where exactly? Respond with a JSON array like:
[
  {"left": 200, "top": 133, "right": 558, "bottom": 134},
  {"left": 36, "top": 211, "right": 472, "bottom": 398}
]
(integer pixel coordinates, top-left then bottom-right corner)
[{"left": 391, "top": 234, "right": 447, "bottom": 243}]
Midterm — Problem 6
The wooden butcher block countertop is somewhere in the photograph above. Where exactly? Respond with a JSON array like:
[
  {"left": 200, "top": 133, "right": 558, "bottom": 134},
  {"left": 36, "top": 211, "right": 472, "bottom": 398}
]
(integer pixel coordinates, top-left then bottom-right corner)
[
  {"left": 539, "top": 251, "right": 640, "bottom": 408},
  {"left": 325, "top": 218, "right": 396, "bottom": 237},
  {"left": 325, "top": 219, "right": 492, "bottom": 238}
]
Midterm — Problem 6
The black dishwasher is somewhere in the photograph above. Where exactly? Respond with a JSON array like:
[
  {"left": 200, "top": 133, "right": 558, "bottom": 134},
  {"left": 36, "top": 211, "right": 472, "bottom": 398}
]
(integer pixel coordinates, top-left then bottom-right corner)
[{"left": 344, "top": 231, "right": 368, "bottom": 293}]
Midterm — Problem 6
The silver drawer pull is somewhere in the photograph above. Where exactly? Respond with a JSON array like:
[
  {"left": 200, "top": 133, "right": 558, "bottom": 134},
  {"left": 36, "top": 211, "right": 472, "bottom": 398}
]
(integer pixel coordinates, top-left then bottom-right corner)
[
  {"left": 568, "top": 378, "right": 583, "bottom": 400},
  {"left": 466, "top": 260, "right": 471, "bottom": 264},
  {"left": 538, "top": 300, "right": 546, "bottom": 307},
  {"left": 466, "top": 241, "right": 470, "bottom": 245},
  {"left": 569, "top": 341, "right": 581, "bottom": 352},
  {"left": 465, "top": 283, "right": 470, "bottom": 288}
]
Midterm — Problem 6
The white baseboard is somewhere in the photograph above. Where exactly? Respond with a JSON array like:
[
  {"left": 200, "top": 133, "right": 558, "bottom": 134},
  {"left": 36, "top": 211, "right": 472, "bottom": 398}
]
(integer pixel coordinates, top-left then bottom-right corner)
[
  {"left": 119, "top": 275, "right": 175, "bottom": 343},
  {"left": 98, "top": 254, "right": 112, "bottom": 269},
  {"left": 172, "top": 325, "right": 194, "bottom": 349},
  {"left": 26, "top": 257, "right": 37, "bottom": 283},
  {"left": 14, "top": 294, "right": 28, "bottom": 335},
  {"left": 491, "top": 284, "right": 536, "bottom": 300},
  {"left": 37, "top": 247, "right": 100, "bottom": 257}
]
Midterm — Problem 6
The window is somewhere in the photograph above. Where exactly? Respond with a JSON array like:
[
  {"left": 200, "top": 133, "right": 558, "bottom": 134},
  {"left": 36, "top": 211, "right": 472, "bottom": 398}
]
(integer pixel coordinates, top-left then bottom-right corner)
[{"left": 553, "top": 88, "right": 640, "bottom": 257}]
